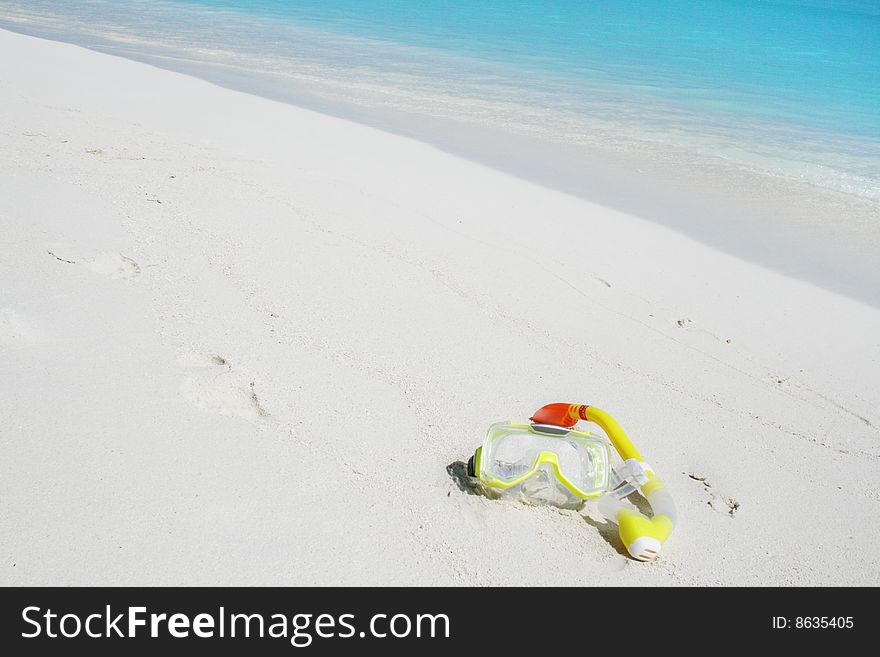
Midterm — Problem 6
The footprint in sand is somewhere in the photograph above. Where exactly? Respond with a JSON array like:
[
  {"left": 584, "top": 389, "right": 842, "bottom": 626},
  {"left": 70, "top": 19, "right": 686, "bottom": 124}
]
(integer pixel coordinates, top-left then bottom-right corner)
[
  {"left": 47, "top": 247, "right": 140, "bottom": 280},
  {"left": 179, "top": 353, "right": 269, "bottom": 427},
  {"left": 688, "top": 473, "right": 740, "bottom": 517},
  {"left": 0, "top": 308, "right": 43, "bottom": 347}
]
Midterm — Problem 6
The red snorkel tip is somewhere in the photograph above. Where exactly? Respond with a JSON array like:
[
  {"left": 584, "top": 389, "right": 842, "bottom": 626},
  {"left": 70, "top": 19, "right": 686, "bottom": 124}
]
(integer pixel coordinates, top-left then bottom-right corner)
[{"left": 530, "top": 403, "right": 586, "bottom": 428}]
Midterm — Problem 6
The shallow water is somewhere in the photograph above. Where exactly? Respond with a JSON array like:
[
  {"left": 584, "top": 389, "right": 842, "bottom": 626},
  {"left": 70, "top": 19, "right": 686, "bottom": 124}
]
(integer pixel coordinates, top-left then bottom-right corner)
[
  {"left": 2, "top": 0, "right": 878, "bottom": 200},
  {"left": 1, "top": 0, "right": 879, "bottom": 304}
]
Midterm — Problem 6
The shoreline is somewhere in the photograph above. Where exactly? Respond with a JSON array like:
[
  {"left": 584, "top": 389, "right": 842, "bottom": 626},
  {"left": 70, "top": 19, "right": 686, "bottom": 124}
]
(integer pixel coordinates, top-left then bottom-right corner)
[
  {"left": 0, "top": 16, "right": 878, "bottom": 307},
  {"left": 1, "top": 28, "right": 879, "bottom": 585}
]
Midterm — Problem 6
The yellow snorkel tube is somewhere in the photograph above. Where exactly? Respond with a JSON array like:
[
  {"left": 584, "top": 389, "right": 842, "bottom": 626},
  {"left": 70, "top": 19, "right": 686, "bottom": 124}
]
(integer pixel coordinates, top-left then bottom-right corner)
[{"left": 529, "top": 403, "right": 676, "bottom": 561}]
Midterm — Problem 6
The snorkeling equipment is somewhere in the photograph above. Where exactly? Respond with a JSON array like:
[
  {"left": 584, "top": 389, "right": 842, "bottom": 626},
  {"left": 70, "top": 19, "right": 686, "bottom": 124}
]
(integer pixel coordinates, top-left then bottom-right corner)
[{"left": 468, "top": 403, "right": 676, "bottom": 561}]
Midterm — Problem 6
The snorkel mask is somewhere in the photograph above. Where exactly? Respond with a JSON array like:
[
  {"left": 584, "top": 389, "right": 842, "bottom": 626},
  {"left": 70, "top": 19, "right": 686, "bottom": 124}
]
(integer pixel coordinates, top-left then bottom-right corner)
[{"left": 468, "top": 403, "right": 676, "bottom": 561}]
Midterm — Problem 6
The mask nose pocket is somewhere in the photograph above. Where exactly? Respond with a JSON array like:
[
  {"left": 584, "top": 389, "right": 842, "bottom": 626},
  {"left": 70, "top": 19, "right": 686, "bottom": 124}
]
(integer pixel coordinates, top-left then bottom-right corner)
[{"left": 518, "top": 463, "right": 583, "bottom": 508}]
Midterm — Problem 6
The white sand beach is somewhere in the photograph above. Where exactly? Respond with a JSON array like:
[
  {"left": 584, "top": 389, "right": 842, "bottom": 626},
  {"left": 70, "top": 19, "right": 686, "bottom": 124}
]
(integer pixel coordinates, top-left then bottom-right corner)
[{"left": 1, "top": 28, "right": 878, "bottom": 585}]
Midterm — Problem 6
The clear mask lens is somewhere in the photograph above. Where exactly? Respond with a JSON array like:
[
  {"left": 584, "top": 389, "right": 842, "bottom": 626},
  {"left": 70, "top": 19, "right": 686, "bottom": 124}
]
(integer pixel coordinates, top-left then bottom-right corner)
[{"left": 478, "top": 422, "right": 612, "bottom": 504}]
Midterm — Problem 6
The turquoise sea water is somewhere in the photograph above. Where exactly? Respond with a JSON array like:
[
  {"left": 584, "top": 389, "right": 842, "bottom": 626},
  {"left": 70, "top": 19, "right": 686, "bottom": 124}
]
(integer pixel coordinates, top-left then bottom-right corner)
[
  {"left": 1, "top": 0, "right": 878, "bottom": 203},
  {"left": 193, "top": 0, "right": 880, "bottom": 136}
]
